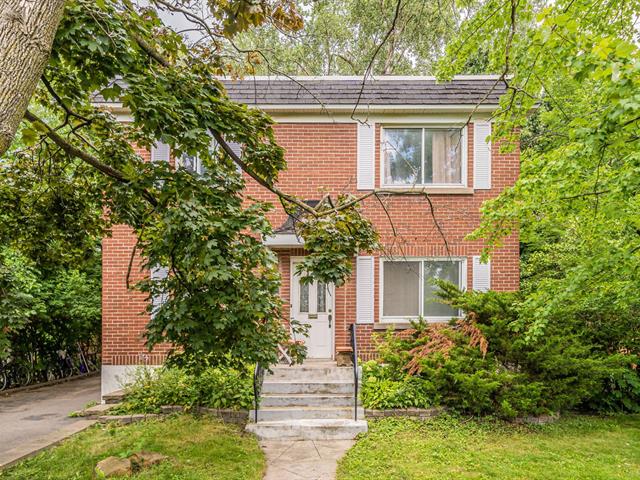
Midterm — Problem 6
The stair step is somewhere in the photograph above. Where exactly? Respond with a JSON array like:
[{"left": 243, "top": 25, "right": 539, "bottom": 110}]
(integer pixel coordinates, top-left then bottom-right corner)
[
  {"left": 261, "top": 394, "right": 355, "bottom": 408},
  {"left": 262, "top": 381, "right": 355, "bottom": 395},
  {"left": 252, "top": 406, "right": 364, "bottom": 422},
  {"left": 246, "top": 419, "right": 368, "bottom": 441},
  {"left": 102, "top": 389, "right": 125, "bottom": 404},
  {"left": 266, "top": 366, "right": 354, "bottom": 382}
]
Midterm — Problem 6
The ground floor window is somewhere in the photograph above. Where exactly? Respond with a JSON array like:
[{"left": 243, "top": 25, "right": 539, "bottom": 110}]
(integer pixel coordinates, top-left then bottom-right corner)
[{"left": 381, "top": 258, "right": 465, "bottom": 322}]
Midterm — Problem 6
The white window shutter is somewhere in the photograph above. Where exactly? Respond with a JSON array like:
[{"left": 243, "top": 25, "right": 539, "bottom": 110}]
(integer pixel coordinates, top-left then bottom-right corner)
[
  {"left": 472, "top": 256, "right": 491, "bottom": 292},
  {"left": 150, "top": 266, "right": 169, "bottom": 317},
  {"left": 473, "top": 121, "right": 492, "bottom": 189},
  {"left": 151, "top": 142, "right": 170, "bottom": 163},
  {"left": 228, "top": 141, "right": 242, "bottom": 159},
  {"left": 356, "top": 256, "right": 375, "bottom": 324},
  {"left": 357, "top": 122, "right": 375, "bottom": 190}
]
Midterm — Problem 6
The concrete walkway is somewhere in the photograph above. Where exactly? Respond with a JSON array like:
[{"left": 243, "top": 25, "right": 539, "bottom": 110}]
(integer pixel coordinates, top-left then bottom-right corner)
[
  {"left": 261, "top": 440, "right": 354, "bottom": 480},
  {"left": 0, "top": 375, "right": 101, "bottom": 468}
]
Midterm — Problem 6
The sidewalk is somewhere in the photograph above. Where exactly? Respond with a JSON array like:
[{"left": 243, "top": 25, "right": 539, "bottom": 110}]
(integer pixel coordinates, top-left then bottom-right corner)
[{"left": 261, "top": 440, "right": 354, "bottom": 480}]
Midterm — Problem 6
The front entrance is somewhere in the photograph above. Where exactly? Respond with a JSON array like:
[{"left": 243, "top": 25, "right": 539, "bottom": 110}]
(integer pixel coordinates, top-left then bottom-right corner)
[{"left": 290, "top": 258, "right": 335, "bottom": 359}]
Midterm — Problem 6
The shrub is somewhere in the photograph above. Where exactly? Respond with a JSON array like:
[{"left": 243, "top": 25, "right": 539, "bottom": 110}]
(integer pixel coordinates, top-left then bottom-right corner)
[
  {"left": 361, "top": 361, "right": 436, "bottom": 409},
  {"left": 114, "top": 365, "right": 253, "bottom": 414},
  {"left": 360, "top": 282, "right": 640, "bottom": 418}
]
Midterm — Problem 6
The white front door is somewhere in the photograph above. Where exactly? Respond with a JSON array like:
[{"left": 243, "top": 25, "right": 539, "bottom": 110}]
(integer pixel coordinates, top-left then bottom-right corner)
[{"left": 291, "top": 259, "right": 334, "bottom": 359}]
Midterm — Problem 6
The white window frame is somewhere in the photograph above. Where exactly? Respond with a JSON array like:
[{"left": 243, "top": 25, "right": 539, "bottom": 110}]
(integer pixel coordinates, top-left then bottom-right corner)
[
  {"left": 380, "top": 124, "right": 468, "bottom": 189},
  {"left": 379, "top": 256, "right": 467, "bottom": 323},
  {"left": 176, "top": 138, "right": 243, "bottom": 176},
  {"left": 177, "top": 153, "right": 205, "bottom": 175}
]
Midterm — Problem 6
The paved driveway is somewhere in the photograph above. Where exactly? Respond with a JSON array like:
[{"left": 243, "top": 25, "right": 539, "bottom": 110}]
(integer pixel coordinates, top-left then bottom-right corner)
[{"left": 0, "top": 375, "right": 101, "bottom": 468}]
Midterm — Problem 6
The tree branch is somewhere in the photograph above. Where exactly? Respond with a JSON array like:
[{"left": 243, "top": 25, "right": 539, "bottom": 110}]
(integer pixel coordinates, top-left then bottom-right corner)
[
  {"left": 351, "top": 0, "right": 403, "bottom": 122},
  {"left": 24, "top": 109, "right": 158, "bottom": 207},
  {"left": 128, "top": 18, "right": 451, "bottom": 253}
]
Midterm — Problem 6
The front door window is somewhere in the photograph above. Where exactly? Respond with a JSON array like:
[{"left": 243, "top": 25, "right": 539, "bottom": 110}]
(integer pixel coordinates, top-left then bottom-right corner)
[{"left": 299, "top": 282, "right": 310, "bottom": 313}]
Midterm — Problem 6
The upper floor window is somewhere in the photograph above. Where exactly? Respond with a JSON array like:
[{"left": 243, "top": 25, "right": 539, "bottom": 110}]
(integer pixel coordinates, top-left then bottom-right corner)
[
  {"left": 178, "top": 140, "right": 243, "bottom": 176},
  {"left": 180, "top": 153, "right": 205, "bottom": 175},
  {"left": 382, "top": 126, "right": 466, "bottom": 187}
]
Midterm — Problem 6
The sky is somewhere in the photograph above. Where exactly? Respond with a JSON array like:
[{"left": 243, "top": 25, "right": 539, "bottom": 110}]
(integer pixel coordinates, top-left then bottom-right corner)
[{"left": 136, "top": 0, "right": 208, "bottom": 43}]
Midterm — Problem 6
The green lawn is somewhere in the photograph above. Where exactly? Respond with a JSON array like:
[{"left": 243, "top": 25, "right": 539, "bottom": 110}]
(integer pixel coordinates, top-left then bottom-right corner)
[
  {"left": 0, "top": 415, "right": 265, "bottom": 480},
  {"left": 337, "top": 415, "right": 640, "bottom": 480}
]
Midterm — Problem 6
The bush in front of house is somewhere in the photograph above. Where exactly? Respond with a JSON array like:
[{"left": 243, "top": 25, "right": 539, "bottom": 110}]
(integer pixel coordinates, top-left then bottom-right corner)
[
  {"left": 113, "top": 364, "right": 253, "bottom": 414},
  {"left": 361, "top": 282, "right": 640, "bottom": 419},
  {"left": 361, "top": 361, "right": 437, "bottom": 409}
]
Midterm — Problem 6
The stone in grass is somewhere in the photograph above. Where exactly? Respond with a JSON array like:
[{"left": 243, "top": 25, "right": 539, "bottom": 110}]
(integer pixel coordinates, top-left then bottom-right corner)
[
  {"left": 130, "top": 451, "right": 168, "bottom": 471},
  {"left": 95, "top": 456, "right": 132, "bottom": 477}
]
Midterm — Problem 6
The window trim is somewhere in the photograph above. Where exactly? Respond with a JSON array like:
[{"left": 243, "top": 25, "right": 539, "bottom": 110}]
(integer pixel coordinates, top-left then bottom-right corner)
[
  {"left": 379, "top": 256, "right": 467, "bottom": 323},
  {"left": 176, "top": 138, "right": 243, "bottom": 176},
  {"left": 177, "top": 153, "right": 204, "bottom": 175},
  {"left": 380, "top": 124, "right": 468, "bottom": 189}
]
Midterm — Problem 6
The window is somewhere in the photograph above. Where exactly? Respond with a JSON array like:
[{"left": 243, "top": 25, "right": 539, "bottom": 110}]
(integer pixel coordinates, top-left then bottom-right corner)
[
  {"left": 299, "top": 282, "right": 309, "bottom": 313},
  {"left": 381, "top": 258, "right": 465, "bottom": 321},
  {"left": 317, "top": 282, "right": 327, "bottom": 313},
  {"left": 180, "top": 153, "right": 205, "bottom": 175},
  {"left": 382, "top": 127, "right": 465, "bottom": 186},
  {"left": 178, "top": 139, "right": 243, "bottom": 176}
]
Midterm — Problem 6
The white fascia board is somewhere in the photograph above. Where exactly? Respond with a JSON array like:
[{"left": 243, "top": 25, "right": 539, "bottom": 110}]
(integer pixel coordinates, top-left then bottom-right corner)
[
  {"left": 263, "top": 233, "right": 304, "bottom": 247},
  {"left": 270, "top": 112, "right": 492, "bottom": 124},
  {"left": 92, "top": 102, "right": 499, "bottom": 116},
  {"left": 219, "top": 74, "right": 503, "bottom": 81},
  {"left": 92, "top": 102, "right": 132, "bottom": 122},
  {"left": 252, "top": 104, "right": 500, "bottom": 113},
  {"left": 93, "top": 102, "right": 125, "bottom": 111}
]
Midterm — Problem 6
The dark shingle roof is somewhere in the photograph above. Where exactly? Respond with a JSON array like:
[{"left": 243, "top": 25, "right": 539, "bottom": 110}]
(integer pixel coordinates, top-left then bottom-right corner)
[{"left": 221, "top": 76, "right": 505, "bottom": 107}]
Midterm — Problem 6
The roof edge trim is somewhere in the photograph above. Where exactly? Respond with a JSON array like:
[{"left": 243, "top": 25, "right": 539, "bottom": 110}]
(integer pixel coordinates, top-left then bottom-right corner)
[{"left": 219, "top": 75, "right": 503, "bottom": 81}]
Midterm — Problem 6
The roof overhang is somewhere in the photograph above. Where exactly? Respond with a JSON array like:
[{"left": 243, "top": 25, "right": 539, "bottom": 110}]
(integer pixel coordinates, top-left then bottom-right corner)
[
  {"left": 93, "top": 102, "right": 501, "bottom": 117},
  {"left": 263, "top": 233, "right": 304, "bottom": 248},
  {"left": 252, "top": 104, "right": 500, "bottom": 114}
]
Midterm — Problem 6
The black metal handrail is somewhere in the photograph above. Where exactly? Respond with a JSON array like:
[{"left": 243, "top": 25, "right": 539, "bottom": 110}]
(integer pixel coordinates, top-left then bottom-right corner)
[
  {"left": 349, "top": 323, "right": 359, "bottom": 421},
  {"left": 252, "top": 362, "right": 265, "bottom": 423}
]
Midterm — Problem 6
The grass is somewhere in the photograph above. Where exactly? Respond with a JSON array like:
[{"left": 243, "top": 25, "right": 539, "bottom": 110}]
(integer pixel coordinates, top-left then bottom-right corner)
[
  {"left": 0, "top": 415, "right": 265, "bottom": 480},
  {"left": 337, "top": 414, "right": 640, "bottom": 480}
]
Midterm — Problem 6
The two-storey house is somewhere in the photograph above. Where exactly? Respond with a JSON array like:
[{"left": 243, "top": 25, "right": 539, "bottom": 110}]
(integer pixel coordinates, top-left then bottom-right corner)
[{"left": 101, "top": 76, "right": 520, "bottom": 398}]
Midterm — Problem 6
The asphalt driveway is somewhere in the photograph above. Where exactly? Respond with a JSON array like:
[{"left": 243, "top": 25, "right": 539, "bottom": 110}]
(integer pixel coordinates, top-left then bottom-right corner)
[{"left": 0, "top": 375, "right": 101, "bottom": 468}]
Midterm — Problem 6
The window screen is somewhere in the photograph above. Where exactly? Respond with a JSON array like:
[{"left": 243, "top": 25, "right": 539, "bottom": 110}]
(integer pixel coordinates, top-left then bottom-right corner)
[
  {"left": 383, "top": 127, "right": 463, "bottom": 186},
  {"left": 382, "top": 261, "right": 420, "bottom": 317}
]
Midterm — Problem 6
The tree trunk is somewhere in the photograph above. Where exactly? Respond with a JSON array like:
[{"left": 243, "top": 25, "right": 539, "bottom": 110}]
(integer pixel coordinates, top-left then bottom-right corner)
[{"left": 0, "top": 0, "right": 65, "bottom": 156}]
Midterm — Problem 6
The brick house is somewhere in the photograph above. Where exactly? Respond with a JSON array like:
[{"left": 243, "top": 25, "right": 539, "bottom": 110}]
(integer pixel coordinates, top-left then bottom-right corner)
[{"left": 101, "top": 76, "right": 519, "bottom": 397}]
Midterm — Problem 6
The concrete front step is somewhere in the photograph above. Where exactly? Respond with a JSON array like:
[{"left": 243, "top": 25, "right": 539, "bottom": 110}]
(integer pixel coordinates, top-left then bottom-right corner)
[
  {"left": 266, "top": 365, "right": 354, "bottom": 382},
  {"left": 252, "top": 406, "right": 364, "bottom": 422},
  {"left": 262, "top": 380, "right": 355, "bottom": 395},
  {"left": 246, "top": 419, "right": 368, "bottom": 440},
  {"left": 261, "top": 393, "right": 355, "bottom": 408}
]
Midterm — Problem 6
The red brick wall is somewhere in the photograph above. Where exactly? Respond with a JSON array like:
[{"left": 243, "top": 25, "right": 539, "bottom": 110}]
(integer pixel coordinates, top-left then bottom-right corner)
[
  {"left": 102, "top": 120, "right": 520, "bottom": 365},
  {"left": 245, "top": 122, "right": 519, "bottom": 358},
  {"left": 101, "top": 147, "right": 170, "bottom": 366}
]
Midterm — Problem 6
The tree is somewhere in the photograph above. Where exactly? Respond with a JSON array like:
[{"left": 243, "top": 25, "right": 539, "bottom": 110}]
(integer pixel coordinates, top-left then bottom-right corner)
[
  {"left": 0, "top": 0, "right": 380, "bottom": 367},
  {"left": 0, "top": 0, "right": 66, "bottom": 155},
  {"left": 233, "top": 0, "right": 462, "bottom": 75},
  {"left": 437, "top": 0, "right": 640, "bottom": 350}
]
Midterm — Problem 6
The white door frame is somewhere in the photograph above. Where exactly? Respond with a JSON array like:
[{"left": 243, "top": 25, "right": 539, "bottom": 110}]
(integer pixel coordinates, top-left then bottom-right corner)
[{"left": 290, "top": 256, "right": 335, "bottom": 359}]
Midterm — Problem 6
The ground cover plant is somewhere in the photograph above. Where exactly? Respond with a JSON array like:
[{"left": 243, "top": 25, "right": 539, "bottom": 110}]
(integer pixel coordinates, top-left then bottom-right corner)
[
  {"left": 0, "top": 415, "right": 264, "bottom": 480},
  {"left": 111, "top": 364, "right": 253, "bottom": 414},
  {"left": 337, "top": 415, "right": 640, "bottom": 480}
]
